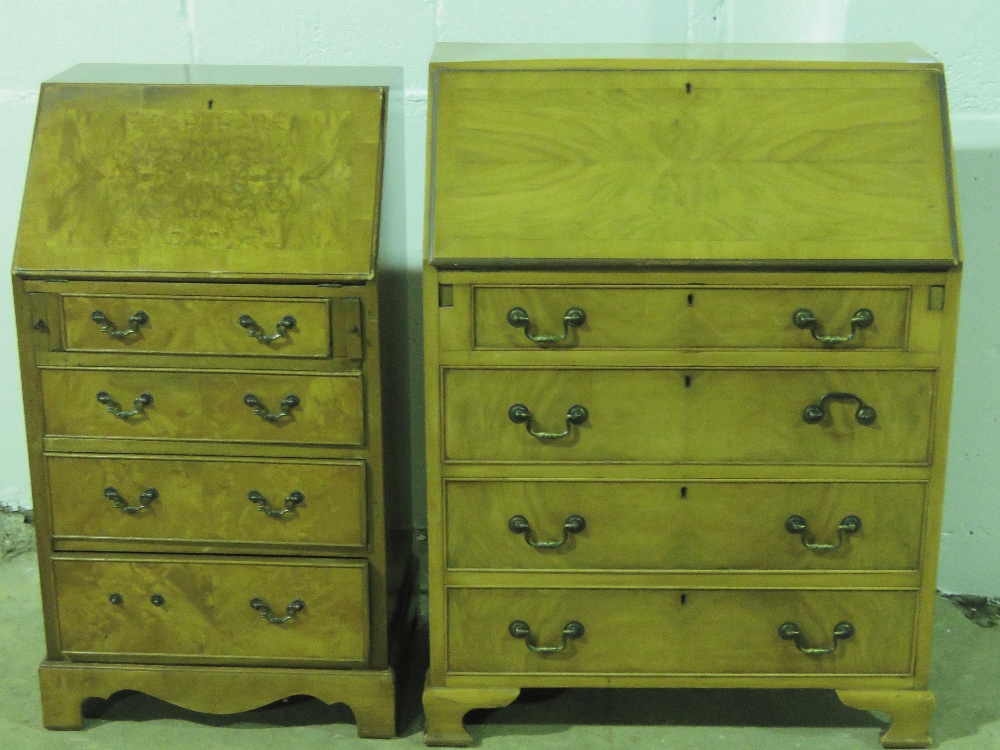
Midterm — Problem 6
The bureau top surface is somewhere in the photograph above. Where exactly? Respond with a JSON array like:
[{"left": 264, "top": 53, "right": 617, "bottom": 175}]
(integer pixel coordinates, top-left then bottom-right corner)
[
  {"left": 427, "top": 44, "right": 960, "bottom": 271},
  {"left": 431, "top": 42, "right": 941, "bottom": 67},
  {"left": 14, "top": 69, "right": 387, "bottom": 282}
]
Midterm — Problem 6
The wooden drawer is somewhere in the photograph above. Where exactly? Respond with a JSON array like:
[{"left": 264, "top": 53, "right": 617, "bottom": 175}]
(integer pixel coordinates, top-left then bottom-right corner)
[
  {"left": 443, "top": 368, "right": 934, "bottom": 464},
  {"left": 445, "top": 480, "right": 924, "bottom": 572},
  {"left": 53, "top": 556, "right": 369, "bottom": 665},
  {"left": 40, "top": 368, "right": 364, "bottom": 446},
  {"left": 447, "top": 587, "right": 917, "bottom": 676},
  {"left": 47, "top": 455, "right": 367, "bottom": 552},
  {"left": 473, "top": 286, "right": 909, "bottom": 350},
  {"left": 61, "top": 295, "right": 333, "bottom": 358}
]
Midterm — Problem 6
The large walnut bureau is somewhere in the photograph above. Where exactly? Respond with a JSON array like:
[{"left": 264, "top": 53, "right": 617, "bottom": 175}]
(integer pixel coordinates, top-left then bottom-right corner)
[
  {"left": 422, "top": 44, "right": 962, "bottom": 747},
  {"left": 13, "top": 65, "right": 411, "bottom": 736}
]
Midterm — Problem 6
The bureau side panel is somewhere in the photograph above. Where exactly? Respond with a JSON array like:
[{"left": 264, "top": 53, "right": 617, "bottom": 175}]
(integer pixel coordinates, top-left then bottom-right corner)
[
  {"left": 359, "top": 279, "right": 393, "bottom": 669},
  {"left": 424, "top": 264, "right": 449, "bottom": 685},
  {"left": 911, "top": 269, "right": 961, "bottom": 684},
  {"left": 13, "top": 277, "right": 63, "bottom": 659}
]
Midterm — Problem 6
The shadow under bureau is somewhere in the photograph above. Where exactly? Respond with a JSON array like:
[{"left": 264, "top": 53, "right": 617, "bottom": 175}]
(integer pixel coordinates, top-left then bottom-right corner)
[
  {"left": 13, "top": 64, "right": 411, "bottom": 736},
  {"left": 422, "top": 44, "right": 961, "bottom": 748}
]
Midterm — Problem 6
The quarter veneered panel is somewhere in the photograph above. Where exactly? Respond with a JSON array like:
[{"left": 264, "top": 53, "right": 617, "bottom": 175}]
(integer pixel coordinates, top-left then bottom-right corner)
[
  {"left": 48, "top": 455, "right": 367, "bottom": 551},
  {"left": 443, "top": 367, "right": 934, "bottom": 465},
  {"left": 40, "top": 368, "right": 364, "bottom": 446},
  {"left": 473, "top": 285, "right": 910, "bottom": 350},
  {"left": 54, "top": 556, "right": 369, "bottom": 664},
  {"left": 431, "top": 68, "right": 955, "bottom": 268},
  {"left": 15, "top": 83, "right": 385, "bottom": 281},
  {"left": 62, "top": 295, "right": 332, "bottom": 357},
  {"left": 447, "top": 587, "right": 916, "bottom": 675},
  {"left": 445, "top": 480, "right": 925, "bottom": 571}
]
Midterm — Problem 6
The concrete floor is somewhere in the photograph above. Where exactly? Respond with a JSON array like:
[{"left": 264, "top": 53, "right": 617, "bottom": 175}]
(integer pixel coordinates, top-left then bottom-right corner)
[{"left": 2, "top": 553, "right": 998, "bottom": 749}]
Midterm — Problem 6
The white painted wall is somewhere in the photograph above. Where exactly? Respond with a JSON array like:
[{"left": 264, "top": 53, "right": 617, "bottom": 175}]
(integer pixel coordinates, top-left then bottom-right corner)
[{"left": 0, "top": 0, "right": 997, "bottom": 594}]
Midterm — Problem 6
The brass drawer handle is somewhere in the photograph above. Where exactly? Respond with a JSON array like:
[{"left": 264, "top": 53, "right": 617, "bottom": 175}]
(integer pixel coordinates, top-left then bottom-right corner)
[
  {"left": 238, "top": 314, "right": 296, "bottom": 343},
  {"left": 248, "top": 490, "right": 304, "bottom": 517},
  {"left": 97, "top": 390, "right": 153, "bottom": 420},
  {"left": 778, "top": 621, "right": 855, "bottom": 655},
  {"left": 508, "top": 403, "right": 588, "bottom": 439},
  {"left": 509, "top": 620, "right": 585, "bottom": 653},
  {"left": 792, "top": 308, "right": 873, "bottom": 345},
  {"left": 507, "top": 306, "right": 586, "bottom": 345},
  {"left": 104, "top": 486, "right": 158, "bottom": 514},
  {"left": 802, "top": 392, "right": 876, "bottom": 426},
  {"left": 91, "top": 309, "right": 149, "bottom": 339},
  {"left": 785, "top": 514, "right": 862, "bottom": 550},
  {"left": 508, "top": 514, "right": 586, "bottom": 549},
  {"left": 244, "top": 393, "right": 299, "bottom": 422},
  {"left": 250, "top": 597, "right": 305, "bottom": 624}
]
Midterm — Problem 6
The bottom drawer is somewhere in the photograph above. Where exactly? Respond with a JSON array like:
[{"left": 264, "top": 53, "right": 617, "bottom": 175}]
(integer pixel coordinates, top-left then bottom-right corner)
[
  {"left": 53, "top": 555, "right": 369, "bottom": 666},
  {"left": 448, "top": 588, "right": 916, "bottom": 676}
]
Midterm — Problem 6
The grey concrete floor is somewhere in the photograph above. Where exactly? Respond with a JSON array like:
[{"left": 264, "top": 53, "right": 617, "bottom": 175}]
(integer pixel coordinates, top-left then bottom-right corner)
[{"left": 2, "top": 552, "right": 998, "bottom": 749}]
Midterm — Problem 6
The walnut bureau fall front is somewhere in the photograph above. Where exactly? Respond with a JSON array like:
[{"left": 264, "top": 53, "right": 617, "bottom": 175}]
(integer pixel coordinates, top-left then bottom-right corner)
[
  {"left": 421, "top": 45, "right": 962, "bottom": 747},
  {"left": 13, "top": 65, "right": 411, "bottom": 736}
]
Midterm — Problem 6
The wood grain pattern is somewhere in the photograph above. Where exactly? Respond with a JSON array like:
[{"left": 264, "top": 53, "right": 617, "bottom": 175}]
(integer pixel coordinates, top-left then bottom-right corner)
[
  {"left": 40, "top": 367, "right": 364, "bottom": 445},
  {"left": 53, "top": 555, "right": 369, "bottom": 664},
  {"left": 443, "top": 367, "right": 934, "bottom": 464},
  {"left": 430, "top": 68, "right": 955, "bottom": 267},
  {"left": 473, "top": 285, "right": 910, "bottom": 350},
  {"left": 39, "top": 661, "right": 396, "bottom": 736},
  {"left": 423, "top": 685, "right": 521, "bottom": 746},
  {"left": 436, "top": 270, "right": 950, "bottom": 358},
  {"left": 422, "top": 47, "right": 961, "bottom": 747},
  {"left": 13, "top": 72, "right": 402, "bottom": 738},
  {"left": 838, "top": 690, "right": 935, "bottom": 748},
  {"left": 445, "top": 480, "right": 924, "bottom": 571},
  {"left": 62, "top": 294, "right": 332, "bottom": 357},
  {"left": 441, "top": 73, "right": 939, "bottom": 162},
  {"left": 447, "top": 587, "right": 916, "bottom": 675},
  {"left": 47, "top": 454, "right": 367, "bottom": 551},
  {"left": 15, "top": 84, "right": 386, "bottom": 281}
]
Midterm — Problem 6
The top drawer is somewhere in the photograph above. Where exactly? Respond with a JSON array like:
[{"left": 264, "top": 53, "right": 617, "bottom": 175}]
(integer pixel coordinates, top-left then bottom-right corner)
[
  {"left": 61, "top": 295, "right": 336, "bottom": 358},
  {"left": 474, "top": 285, "right": 910, "bottom": 351}
]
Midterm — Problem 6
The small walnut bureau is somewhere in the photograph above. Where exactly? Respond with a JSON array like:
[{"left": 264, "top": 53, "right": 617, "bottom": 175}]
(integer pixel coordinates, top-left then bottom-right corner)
[
  {"left": 422, "top": 44, "right": 961, "bottom": 747},
  {"left": 13, "top": 65, "right": 411, "bottom": 736}
]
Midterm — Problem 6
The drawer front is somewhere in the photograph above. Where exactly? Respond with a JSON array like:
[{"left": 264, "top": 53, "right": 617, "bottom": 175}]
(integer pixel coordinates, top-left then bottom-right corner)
[
  {"left": 446, "top": 480, "right": 924, "bottom": 572},
  {"left": 443, "top": 368, "right": 934, "bottom": 464},
  {"left": 53, "top": 556, "right": 369, "bottom": 664},
  {"left": 447, "top": 588, "right": 916, "bottom": 675},
  {"left": 40, "top": 368, "right": 364, "bottom": 446},
  {"left": 474, "top": 286, "right": 909, "bottom": 350},
  {"left": 48, "top": 455, "right": 366, "bottom": 551},
  {"left": 62, "top": 295, "right": 332, "bottom": 358}
]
